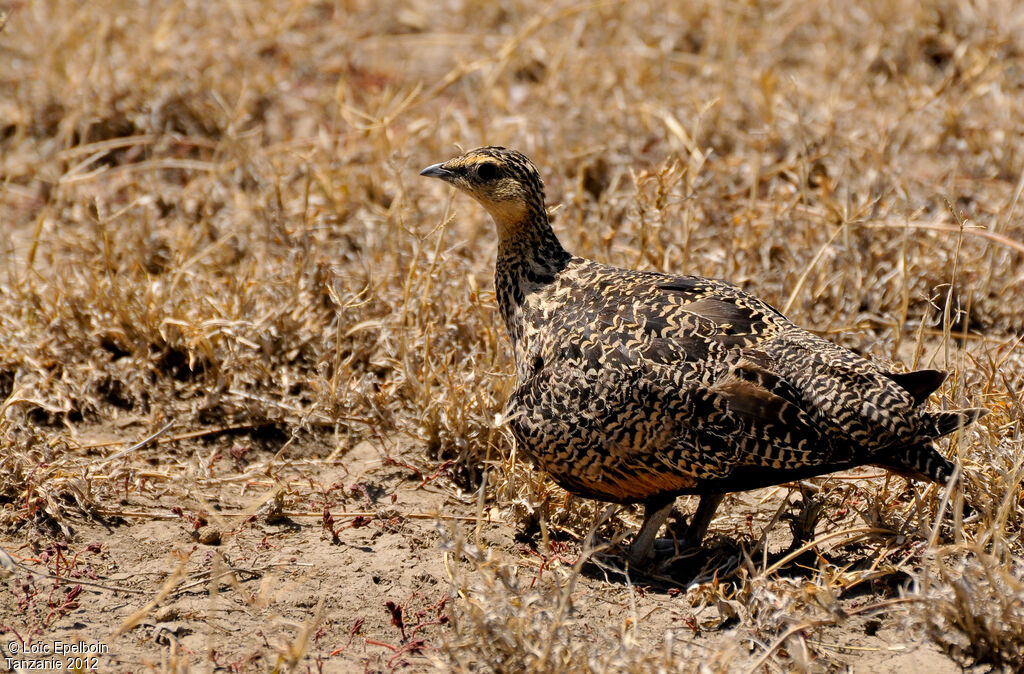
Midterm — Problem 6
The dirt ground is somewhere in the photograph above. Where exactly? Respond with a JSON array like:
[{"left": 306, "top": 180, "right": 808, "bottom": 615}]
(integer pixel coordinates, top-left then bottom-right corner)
[{"left": 0, "top": 429, "right": 986, "bottom": 672}]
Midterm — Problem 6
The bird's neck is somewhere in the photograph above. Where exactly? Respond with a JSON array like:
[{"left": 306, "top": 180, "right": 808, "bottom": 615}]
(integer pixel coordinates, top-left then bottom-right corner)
[{"left": 492, "top": 205, "right": 571, "bottom": 347}]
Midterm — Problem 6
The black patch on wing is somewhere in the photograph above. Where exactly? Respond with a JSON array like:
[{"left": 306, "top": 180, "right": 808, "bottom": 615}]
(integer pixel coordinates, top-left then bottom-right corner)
[
  {"left": 657, "top": 282, "right": 779, "bottom": 345},
  {"left": 642, "top": 332, "right": 712, "bottom": 364},
  {"left": 589, "top": 306, "right": 716, "bottom": 365},
  {"left": 659, "top": 278, "right": 785, "bottom": 316},
  {"left": 655, "top": 277, "right": 708, "bottom": 299},
  {"left": 681, "top": 298, "right": 764, "bottom": 335}
]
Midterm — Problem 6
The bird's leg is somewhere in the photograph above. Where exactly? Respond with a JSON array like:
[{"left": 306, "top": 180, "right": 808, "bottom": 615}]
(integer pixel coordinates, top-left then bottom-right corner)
[
  {"left": 628, "top": 495, "right": 675, "bottom": 567},
  {"left": 682, "top": 493, "right": 725, "bottom": 548},
  {"left": 629, "top": 493, "right": 726, "bottom": 566}
]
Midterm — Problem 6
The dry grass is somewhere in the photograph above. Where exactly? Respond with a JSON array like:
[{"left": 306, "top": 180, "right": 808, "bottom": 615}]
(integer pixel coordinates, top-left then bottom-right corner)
[
  {"left": 1, "top": 0, "right": 1023, "bottom": 671},
  {"left": 911, "top": 546, "right": 1024, "bottom": 669},
  {"left": 438, "top": 527, "right": 741, "bottom": 673}
]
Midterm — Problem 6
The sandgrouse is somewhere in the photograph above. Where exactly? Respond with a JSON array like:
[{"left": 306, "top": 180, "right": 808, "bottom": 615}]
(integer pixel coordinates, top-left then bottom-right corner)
[{"left": 420, "top": 146, "right": 987, "bottom": 565}]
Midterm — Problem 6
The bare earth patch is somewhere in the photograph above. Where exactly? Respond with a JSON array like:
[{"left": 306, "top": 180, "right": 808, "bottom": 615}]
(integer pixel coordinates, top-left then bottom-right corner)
[{"left": 0, "top": 431, "right": 978, "bottom": 672}]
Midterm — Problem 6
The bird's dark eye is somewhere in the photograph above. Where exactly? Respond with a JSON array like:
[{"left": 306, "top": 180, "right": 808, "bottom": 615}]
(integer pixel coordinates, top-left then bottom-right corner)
[{"left": 476, "top": 162, "right": 499, "bottom": 181}]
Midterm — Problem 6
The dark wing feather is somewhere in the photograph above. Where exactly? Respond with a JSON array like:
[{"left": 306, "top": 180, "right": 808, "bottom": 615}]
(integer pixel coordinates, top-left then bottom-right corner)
[{"left": 884, "top": 369, "right": 946, "bottom": 406}]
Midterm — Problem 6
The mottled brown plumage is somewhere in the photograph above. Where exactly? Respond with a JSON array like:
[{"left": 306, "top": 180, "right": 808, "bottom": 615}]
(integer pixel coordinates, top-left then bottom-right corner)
[{"left": 420, "top": 147, "right": 988, "bottom": 564}]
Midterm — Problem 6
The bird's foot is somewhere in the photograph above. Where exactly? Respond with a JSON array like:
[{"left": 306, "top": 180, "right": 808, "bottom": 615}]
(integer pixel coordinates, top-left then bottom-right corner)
[
  {"left": 628, "top": 494, "right": 724, "bottom": 570},
  {"left": 627, "top": 536, "right": 702, "bottom": 570}
]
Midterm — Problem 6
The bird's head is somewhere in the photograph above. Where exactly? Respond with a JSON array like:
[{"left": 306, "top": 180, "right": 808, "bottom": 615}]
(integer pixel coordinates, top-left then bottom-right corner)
[{"left": 420, "top": 147, "right": 546, "bottom": 231}]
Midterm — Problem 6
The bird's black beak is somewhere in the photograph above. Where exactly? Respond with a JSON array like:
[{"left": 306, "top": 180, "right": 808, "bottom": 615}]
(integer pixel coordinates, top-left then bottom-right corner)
[{"left": 419, "top": 163, "right": 454, "bottom": 181}]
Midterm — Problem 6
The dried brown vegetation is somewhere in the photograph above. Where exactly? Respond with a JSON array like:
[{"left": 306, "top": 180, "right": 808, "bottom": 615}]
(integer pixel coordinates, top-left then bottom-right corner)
[{"left": 1, "top": 0, "right": 1023, "bottom": 671}]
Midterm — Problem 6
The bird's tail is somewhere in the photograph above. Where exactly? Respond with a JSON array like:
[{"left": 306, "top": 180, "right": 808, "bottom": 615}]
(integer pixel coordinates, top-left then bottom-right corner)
[
  {"left": 875, "top": 407, "right": 988, "bottom": 484},
  {"left": 876, "top": 443, "right": 955, "bottom": 484},
  {"left": 923, "top": 407, "right": 989, "bottom": 438},
  {"left": 885, "top": 368, "right": 946, "bottom": 406}
]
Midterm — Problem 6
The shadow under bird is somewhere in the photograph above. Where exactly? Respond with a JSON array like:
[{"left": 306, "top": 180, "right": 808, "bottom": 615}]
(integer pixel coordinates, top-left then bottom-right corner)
[{"left": 420, "top": 146, "right": 988, "bottom": 566}]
